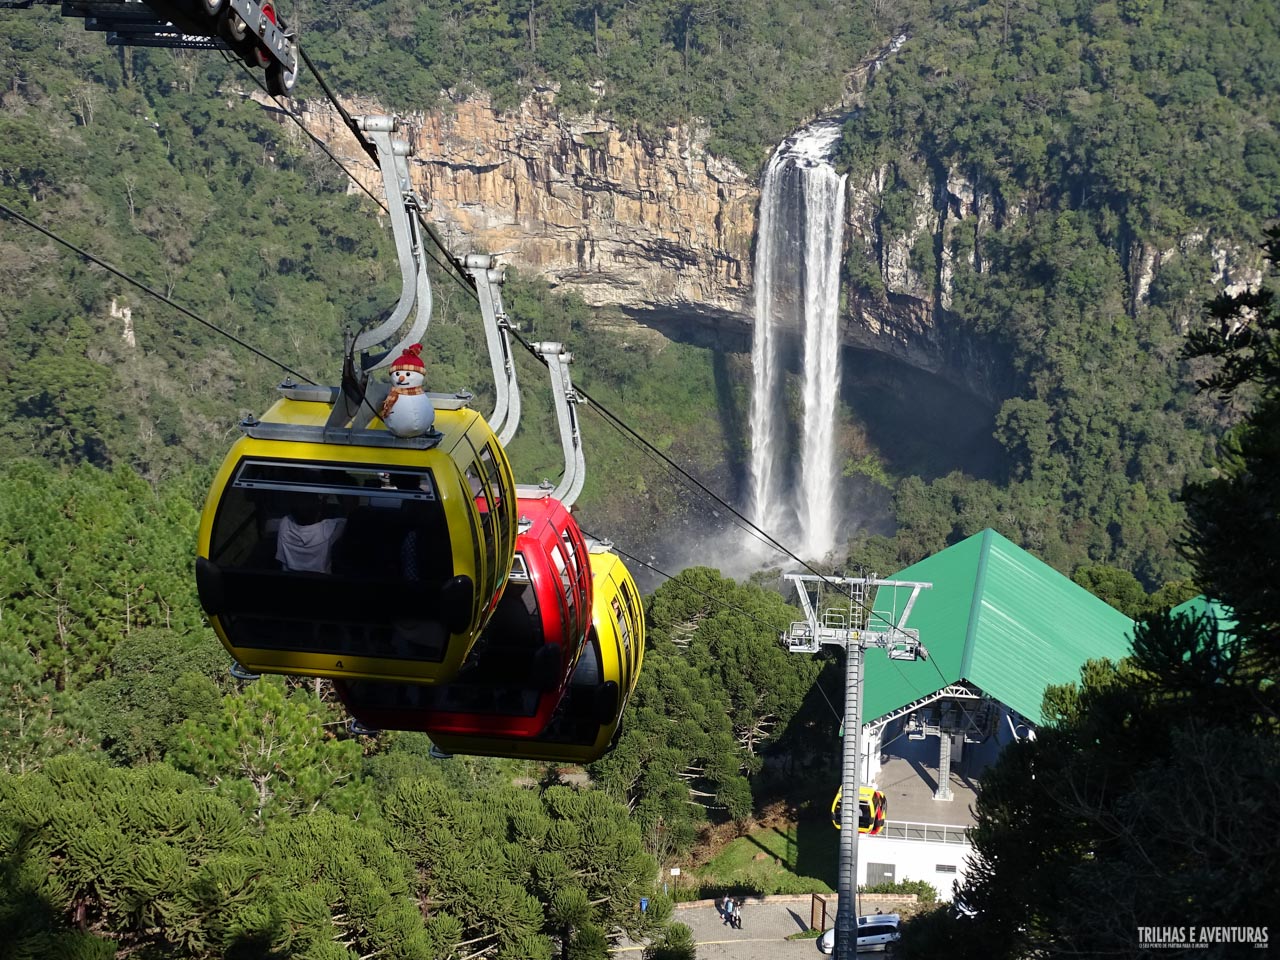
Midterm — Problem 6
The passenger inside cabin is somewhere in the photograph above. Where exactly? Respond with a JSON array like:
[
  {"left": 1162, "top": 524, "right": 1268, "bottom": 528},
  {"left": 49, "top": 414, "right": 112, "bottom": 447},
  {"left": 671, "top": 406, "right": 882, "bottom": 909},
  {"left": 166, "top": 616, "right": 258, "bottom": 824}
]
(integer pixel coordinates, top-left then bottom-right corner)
[{"left": 276, "top": 495, "right": 347, "bottom": 573}]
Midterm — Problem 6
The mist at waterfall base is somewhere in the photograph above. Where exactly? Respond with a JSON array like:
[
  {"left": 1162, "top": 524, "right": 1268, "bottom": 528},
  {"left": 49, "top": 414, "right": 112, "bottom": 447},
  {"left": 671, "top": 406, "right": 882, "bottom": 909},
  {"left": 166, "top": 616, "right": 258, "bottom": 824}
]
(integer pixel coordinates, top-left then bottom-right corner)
[
  {"left": 634, "top": 469, "right": 894, "bottom": 592},
  {"left": 607, "top": 319, "right": 1006, "bottom": 593}
]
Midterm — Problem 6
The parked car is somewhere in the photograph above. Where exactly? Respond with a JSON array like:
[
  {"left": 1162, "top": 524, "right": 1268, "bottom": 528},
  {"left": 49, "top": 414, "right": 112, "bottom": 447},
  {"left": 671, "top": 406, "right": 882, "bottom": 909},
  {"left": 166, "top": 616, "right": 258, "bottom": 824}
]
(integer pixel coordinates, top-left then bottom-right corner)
[{"left": 817, "top": 914, "right": 901, "bottom": 953}]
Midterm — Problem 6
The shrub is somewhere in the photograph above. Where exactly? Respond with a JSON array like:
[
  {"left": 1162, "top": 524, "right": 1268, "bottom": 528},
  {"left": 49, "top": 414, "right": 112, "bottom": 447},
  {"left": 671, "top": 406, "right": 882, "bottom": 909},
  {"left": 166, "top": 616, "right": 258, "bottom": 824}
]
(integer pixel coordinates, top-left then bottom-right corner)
[{"left": 859, "top": 878, "right": 938, "bottom": 903}]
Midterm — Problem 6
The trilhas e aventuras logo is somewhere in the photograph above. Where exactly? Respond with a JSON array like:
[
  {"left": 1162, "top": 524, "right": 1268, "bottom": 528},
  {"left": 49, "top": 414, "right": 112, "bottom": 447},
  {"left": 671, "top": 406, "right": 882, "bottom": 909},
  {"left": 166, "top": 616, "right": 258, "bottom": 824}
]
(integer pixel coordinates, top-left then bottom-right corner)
[{"left": 1138, "top": 927, "right": 1269, "bottom": 950}]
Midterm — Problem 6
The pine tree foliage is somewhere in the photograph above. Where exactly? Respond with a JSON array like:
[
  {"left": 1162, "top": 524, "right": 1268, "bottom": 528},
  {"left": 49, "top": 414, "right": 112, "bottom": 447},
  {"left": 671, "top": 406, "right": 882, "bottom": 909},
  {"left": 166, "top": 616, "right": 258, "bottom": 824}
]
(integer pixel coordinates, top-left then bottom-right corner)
[
  {"left": 0, "top": 755, "right": 464, "bottom": 959},
  {"left": 671, "top": 568, "right": 820, "bottom": 757},
  {"left": 1182, "top": 226, "right": 1280, "bottom": 665},
  {"left": 171, "top": 676, "right": 369, "bottom": 822},
  {"left": 257, "top": 812, "right": 439, "bottom": 959},
  {"left": 0, "top": 755, "right": 262, "bottom": 959},
  {"left": 82, "top": 626, "right": 226, "bottom": 766},
  {"left": 381, "top": 777, "right": 656, "bottom": 958},
  {"left": 592, "top": 569, "right": 813, "bottom": 857},
  {"left": 0, "top": 643, "right": 98, "bottom": 775},
  {"left": 0, "top": 461, "right": 205, "bottom": 693},
  {"left": 642, "top": 921, "right": 696, "bottom": 960}
]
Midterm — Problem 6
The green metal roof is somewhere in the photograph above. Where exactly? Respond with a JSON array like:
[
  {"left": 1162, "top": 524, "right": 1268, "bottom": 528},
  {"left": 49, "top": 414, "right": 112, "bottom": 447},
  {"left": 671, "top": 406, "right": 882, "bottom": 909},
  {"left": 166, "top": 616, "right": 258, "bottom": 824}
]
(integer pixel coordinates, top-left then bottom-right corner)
[
  {"left": 1169, "top": 595, "right": 1237, "bottom": 639},
  {"left": 865, "top": 529, "right": 1136, "bottom": 725}
]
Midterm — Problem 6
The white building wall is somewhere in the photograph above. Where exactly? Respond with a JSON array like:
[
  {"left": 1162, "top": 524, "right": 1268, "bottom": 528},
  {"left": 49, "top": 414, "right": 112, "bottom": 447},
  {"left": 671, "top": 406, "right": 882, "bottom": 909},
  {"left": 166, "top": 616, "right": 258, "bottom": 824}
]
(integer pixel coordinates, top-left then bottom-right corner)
[{"left": 858, "top": 834, "right": 973, "bottom": 902}]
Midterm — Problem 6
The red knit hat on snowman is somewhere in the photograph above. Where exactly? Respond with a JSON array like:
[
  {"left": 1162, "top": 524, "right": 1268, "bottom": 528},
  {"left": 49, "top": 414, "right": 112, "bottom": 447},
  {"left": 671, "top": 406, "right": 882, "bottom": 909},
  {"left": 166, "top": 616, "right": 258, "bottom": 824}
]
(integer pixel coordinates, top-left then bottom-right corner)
[{"left": 389, "top": 343, "right": 426, "bottom": 383}]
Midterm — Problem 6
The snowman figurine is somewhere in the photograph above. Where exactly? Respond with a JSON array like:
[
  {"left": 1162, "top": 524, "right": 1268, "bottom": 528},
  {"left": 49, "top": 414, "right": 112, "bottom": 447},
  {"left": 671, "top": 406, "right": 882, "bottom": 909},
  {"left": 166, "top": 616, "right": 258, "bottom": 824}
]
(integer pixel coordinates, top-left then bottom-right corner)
[{"left": 378, "top": 343, "right": 435, "bottom": 438}]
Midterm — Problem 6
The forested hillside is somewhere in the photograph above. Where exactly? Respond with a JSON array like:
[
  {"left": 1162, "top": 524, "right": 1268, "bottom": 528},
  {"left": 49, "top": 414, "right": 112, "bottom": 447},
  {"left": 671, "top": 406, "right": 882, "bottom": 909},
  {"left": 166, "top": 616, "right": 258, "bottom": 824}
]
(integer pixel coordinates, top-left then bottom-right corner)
[
  {"left": 0, "top": 9, "right": 742, "bottom": 540},
  {"left": 4, "top": 1, "right": 1277, "bottom": 587},
  {"left": 295, "top": 0, "right": 887, "bottom": 170},
  {"left": 288, "top": 0, "right": 1280, "bottom": 591},
  {"left": 0, "top": 459, "right": 827, "bottom": 956},
  {"left": 0, "top": 9, "right": 839, "bottom": 955},
  {"left": 0, "top": 10, "right": 399, "bottom": 480},
  {"left": 1, "top": 0, "right": 1278, "bottom": 954},
  {"left": 898, "top": 229, "right": 1280, "bottom": 960},
  {"left": 836, "top": 0, "right": 1280, "bottom": 588}
]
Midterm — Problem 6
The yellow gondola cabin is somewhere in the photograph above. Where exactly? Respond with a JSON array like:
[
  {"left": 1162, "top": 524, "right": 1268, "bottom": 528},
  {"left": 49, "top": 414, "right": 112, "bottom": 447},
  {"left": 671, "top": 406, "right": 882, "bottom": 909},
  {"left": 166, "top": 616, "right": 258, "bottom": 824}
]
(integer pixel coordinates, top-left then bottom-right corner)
[
  {"left": 195, "top": 384, "right": 516, "bottom": 684},
  {"left": 831, "top": 785, "right": 888, "bottom": 835}
]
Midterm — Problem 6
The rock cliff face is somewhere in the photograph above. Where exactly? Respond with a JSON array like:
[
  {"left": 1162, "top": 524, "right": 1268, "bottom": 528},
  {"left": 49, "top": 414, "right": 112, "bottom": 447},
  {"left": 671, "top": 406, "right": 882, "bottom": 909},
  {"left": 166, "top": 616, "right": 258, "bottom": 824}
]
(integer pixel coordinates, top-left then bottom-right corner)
[
  {"left": 838, "top": 152, "right": 1262, "bottom": 400},
  {"left": 840, "top": 158, "right": 1016, "bottom": 400},
  {"left": 280, "top": 88, "right": 1262, "bottom": 404},
  {"left": 292, "top": 91, "right": 757, "bottom": 319}
]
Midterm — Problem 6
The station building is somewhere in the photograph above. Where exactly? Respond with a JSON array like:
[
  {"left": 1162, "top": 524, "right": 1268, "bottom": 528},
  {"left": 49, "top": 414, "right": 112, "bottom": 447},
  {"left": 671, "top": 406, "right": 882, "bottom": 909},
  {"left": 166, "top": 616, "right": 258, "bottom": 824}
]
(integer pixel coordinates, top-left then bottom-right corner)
[{"left": 851, "top": 528, "right": 1137, "bottom": 896}]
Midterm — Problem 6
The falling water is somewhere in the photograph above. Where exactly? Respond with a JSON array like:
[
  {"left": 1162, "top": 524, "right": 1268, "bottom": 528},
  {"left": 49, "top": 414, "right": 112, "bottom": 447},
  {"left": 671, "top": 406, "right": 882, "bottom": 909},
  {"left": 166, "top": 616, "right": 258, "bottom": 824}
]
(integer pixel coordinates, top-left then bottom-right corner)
[{"left": 747, "top": 121, "right": 848, "bottom": 560}]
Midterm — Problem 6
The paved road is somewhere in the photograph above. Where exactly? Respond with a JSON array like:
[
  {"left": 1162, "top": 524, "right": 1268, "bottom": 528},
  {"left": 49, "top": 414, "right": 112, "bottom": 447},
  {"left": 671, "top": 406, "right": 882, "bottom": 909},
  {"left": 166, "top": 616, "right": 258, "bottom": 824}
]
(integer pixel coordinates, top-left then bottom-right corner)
[{"left": 614, "top": 896, "right": 897, "bottom": 959}]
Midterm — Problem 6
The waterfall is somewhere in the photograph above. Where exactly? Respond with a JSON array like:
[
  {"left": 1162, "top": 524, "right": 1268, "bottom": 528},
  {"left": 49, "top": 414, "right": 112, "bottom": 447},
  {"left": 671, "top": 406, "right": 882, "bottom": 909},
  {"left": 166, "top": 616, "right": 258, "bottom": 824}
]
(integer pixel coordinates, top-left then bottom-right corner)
[{"left": 747, "top": 121, "right": 848, "bottom": 560}]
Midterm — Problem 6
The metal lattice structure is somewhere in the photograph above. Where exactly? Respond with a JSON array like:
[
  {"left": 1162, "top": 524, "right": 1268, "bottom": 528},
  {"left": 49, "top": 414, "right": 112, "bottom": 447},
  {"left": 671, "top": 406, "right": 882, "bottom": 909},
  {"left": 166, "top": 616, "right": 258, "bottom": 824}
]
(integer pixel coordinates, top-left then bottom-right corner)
[{"left": 784, "top": 574, "right": 931, "bottom": 960}]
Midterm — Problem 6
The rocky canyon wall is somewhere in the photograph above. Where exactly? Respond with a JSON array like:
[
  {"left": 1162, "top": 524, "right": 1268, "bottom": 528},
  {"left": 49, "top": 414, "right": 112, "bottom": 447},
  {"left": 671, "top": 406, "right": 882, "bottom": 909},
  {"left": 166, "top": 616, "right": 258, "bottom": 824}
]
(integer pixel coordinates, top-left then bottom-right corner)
[
  {"left": 288, "top": 90, "right": 756, "bottom": 319},
  {"left": 270, "top": 88, "right": 1262, "bottom": 404}
]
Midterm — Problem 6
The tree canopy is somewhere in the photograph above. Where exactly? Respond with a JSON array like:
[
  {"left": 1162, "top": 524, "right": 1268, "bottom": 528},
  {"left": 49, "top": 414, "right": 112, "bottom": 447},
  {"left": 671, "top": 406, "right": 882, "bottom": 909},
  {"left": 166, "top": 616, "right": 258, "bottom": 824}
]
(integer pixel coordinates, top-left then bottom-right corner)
[{"left": 903, "top": 225, "right": 1280, "bottom": 960}]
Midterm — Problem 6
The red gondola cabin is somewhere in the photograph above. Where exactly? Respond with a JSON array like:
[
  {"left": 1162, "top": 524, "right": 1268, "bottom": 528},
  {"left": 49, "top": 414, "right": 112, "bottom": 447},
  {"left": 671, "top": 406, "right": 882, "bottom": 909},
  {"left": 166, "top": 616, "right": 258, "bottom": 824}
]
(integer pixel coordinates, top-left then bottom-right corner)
[{"left": 335, "top": 493, "right": 592, "bottom": 737}]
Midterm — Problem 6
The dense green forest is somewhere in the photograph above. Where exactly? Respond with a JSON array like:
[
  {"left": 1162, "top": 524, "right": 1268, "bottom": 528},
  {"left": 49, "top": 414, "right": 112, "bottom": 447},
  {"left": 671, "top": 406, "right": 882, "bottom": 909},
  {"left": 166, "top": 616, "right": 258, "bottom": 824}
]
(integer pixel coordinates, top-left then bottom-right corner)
[
  {"left": 0, "top": 13, "right": 832, "bottom": 955},
  {"left": 835, "top": 0, "right": 1280, "bottom": 587},
  {"left": 3, "top": 0, "right": 1278, "bottom": 585},
  {"left": 0, "top": 7, "right": 741, "bottom": 542},
  {"left": 294, "top": 0, "right": 887, "bottom": 170},
  {"left": 2, "top": 0, "right": 1278, "bottom": 955},
  {"left": 292, "top": 0, "right": 1280, "bottom": 589},
  {"left": 0, "top": 456, "right": 831, "bottom": 956}
]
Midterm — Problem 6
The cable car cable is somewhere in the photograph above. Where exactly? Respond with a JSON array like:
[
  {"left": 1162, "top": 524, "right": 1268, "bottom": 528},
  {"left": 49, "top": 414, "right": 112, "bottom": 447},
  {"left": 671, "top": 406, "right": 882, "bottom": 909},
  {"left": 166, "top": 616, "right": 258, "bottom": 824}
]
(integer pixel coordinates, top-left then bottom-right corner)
[
  {"left": 494, "top": 320, "right": 919, "bottom": 645},
  {"left": 494, "top": 321, "right": 782, "bottom": 554},
  {"left": 574, "top": 385, "right": 936, "bottom": 641},
  {"left": 227, "top": 55, "right": 475, "bottom": 299},
  {"left": 580, "top": 395, "right": 787, "bottom": 554},
  {"left": 0, "top": 201, "right": 317, "bottom": 385},
  {"left": 231, "top": 50, "right": 475, "bottom": 303},
  {"left": 583, "top": 532, "right": 789, "bottom": 635},
  {"left": 296, "top": 46, "right": 377, "bottom": 166},
  {"left": 222, "top": 51, "right": 387, "bottom": 212},
  {"left": 296, "top": 49, "right": 479, "bottom": 295},
  {"left": 812, "top": 680, "right": 844, "bottom": 724},
  {"left": 504, "top": 313, "right": 832, "bottom": 572},
  {"left": 588, "top": 532, "right": 846, "bottom": 722},
  {"left": 235, "top": 44, "right": 478, "bottom": 301},
  {"left": 586, "top": 532, "right": 913, "bottom": 724},
  {"left": 229, "top": 54, "right": 486, "bottom": 376}
]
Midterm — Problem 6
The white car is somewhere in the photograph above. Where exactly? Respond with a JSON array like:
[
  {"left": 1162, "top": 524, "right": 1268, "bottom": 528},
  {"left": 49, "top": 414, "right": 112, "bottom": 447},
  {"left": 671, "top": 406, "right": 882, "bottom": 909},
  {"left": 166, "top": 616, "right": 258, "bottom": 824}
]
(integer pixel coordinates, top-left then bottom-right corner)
[{"left": 817, "top": 914, "right": 901, "bottom": 953}]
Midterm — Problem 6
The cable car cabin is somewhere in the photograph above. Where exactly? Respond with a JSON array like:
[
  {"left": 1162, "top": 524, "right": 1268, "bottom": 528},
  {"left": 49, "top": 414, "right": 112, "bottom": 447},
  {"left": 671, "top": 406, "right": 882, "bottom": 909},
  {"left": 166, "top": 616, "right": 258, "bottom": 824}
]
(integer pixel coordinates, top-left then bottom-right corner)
[
  {"left": 195, "top": 388, "right": 516, "bottom": 684},
  {"left": 423, "top": 544, "right": 644, "bottom": 763},
  {"left": 334, "top": 494, "right": 593, "bottom": 738},
  {"left": 831, "top": 785, "right": 888, "bottom": 835}
]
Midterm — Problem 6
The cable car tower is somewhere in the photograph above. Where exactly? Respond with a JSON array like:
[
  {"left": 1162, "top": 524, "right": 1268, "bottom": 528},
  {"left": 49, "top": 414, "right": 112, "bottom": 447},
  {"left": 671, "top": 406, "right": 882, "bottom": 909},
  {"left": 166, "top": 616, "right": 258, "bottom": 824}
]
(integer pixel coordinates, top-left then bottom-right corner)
[{"left": 783, "top": 573, "right": 931, "bottom": 960}]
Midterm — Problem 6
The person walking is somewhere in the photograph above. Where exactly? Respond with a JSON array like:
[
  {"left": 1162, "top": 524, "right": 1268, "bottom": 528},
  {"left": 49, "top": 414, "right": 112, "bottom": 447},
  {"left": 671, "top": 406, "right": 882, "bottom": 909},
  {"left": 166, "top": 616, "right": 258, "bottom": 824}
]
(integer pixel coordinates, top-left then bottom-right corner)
[
  {"left": 731, "top": 899, "right": 742, "bottom": 930},
  {"left": 722, "top": 896, "right": 734, "bottom": 926}
]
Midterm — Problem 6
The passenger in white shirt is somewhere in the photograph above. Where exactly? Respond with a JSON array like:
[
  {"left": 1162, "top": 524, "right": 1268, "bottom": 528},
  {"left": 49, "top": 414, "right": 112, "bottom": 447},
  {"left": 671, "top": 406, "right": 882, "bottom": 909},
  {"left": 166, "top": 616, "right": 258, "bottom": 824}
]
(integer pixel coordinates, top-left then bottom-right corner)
[{"left": 275, "top": 499, "right": 347, "bottom": 573}]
